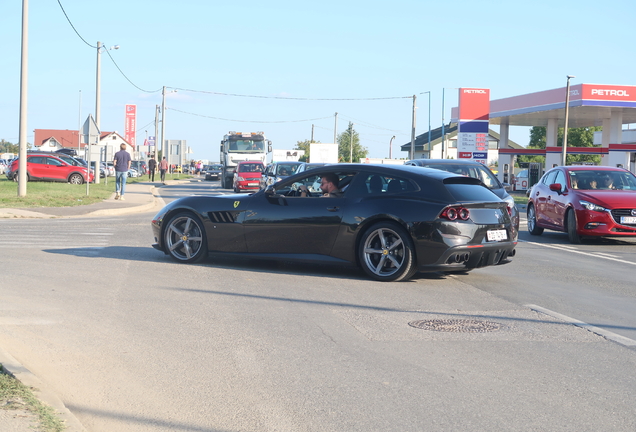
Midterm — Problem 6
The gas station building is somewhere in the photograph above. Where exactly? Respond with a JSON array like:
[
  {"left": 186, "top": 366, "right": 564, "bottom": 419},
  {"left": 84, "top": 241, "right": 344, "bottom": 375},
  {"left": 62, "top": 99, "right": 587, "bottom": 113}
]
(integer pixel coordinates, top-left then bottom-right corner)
[{"left": 450, "top": 83, "right": 636, "bottom": 183}]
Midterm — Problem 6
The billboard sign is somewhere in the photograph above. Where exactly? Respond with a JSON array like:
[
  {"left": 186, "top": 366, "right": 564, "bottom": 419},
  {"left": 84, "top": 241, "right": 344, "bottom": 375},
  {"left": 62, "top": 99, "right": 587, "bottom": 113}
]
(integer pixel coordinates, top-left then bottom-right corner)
[{"left": 125, "top": 104, "right": 136, "bottom": 148}]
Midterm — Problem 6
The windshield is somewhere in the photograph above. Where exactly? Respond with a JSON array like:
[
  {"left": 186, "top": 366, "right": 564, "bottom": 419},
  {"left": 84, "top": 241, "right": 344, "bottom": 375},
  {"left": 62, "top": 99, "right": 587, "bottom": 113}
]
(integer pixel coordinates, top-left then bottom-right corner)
[
  {"left": 568, "top": 170, "right": 636, "bottom": 190},
  {"left": 276, "top": 163, "right": 301, "bottom": 176},
  {"left": 228, "top": 140, "right": 264, "bottom": 152}
]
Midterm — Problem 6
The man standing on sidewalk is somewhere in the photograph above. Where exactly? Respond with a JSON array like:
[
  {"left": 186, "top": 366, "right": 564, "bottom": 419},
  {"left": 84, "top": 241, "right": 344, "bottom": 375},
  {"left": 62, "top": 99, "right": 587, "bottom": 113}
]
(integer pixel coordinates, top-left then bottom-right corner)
[
  {"left": 113, "top": 143, "right": 132, "bottom": 200},
  {"left": 148, "top": 155, "right": 157, "bottom": 182},
  {"left": 159, "top": 156, "right": 169, "bottom": 184}
]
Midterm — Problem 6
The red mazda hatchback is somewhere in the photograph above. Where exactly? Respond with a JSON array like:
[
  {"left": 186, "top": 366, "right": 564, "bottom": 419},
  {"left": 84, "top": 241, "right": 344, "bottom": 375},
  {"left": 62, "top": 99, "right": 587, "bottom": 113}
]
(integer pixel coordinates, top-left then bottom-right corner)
[{"left": 527, "top": 166, "right": 636, "bottom": 243}]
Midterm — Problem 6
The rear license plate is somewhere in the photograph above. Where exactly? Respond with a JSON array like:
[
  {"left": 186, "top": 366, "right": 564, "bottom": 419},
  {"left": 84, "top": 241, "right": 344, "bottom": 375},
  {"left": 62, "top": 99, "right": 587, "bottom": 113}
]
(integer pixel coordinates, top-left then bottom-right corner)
[
  {"left": 487, "top": 229, "right": 508, "bottom": 241},
  {"left": 620, "top": 216, "right": 636, "bottom": 224}
]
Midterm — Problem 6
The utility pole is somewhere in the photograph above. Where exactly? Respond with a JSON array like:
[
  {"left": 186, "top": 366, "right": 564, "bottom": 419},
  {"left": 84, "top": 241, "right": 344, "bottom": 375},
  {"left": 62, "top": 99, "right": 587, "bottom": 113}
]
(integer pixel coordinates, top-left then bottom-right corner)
[
  {"left": 17, "top": 0, "right": 28, "bottom": 197},
  {"left": 311, "top": 124, "right": 314, "bottom": 142},
  {"left": 154, "top": 105, "right": 160, "bottom": 161},
  {"left": 161, "top": 86, "right": 166, "bottom": 161},
  {"left": 410, "top": 94, "right": 417, "bottom": 160},
  {"left": 349, "top": 123, "right": 354, "bottom": 163},
  {"left": 333, "top": 112, "right": 338, "bottom": 145}
]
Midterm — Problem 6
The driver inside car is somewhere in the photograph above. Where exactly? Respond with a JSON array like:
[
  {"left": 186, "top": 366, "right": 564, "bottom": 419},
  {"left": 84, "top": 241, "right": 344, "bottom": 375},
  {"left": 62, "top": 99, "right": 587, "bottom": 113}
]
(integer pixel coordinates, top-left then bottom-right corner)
[{"left": 298, "top": 173, "right": 343, "bottom": 197}]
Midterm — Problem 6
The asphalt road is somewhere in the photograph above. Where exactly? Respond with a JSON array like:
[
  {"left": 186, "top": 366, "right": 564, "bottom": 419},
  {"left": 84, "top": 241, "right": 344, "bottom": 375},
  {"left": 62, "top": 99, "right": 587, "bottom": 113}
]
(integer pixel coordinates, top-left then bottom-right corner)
[{"left": 1, "top": 180, "right": 635, "bottom": 431}]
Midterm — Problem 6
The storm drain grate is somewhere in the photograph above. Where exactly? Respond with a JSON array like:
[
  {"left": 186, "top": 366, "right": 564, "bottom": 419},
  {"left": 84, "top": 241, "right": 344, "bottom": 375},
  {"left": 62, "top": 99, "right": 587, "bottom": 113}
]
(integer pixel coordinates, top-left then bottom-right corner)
[{"left": 408, "top": 319, "right": 502, "bottom": 333}]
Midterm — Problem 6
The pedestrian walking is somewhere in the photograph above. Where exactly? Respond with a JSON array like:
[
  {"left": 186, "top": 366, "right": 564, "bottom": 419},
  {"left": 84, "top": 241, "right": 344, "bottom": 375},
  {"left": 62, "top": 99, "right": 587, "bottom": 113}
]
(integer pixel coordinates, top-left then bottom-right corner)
[
  {"left": 113, "top": 143, "right": 132, "bottom": 200},
  {"left": 159, "top": 156, "right": 169, "bottom": 184},
  {"left": 148, "top": 155, "right": 157, "bottom": 182}
]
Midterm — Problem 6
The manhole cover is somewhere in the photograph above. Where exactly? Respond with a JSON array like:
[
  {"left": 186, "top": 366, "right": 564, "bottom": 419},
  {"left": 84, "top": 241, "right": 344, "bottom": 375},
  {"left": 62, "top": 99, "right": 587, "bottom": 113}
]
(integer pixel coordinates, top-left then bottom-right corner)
[{"left": 408, "top": 319, "right": 502, "bottom": 333}]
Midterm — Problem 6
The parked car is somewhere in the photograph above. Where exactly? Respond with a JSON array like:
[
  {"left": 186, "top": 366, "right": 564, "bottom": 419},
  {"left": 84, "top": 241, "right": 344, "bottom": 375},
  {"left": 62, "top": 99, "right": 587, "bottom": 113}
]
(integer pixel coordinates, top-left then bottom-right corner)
[
  {"left": 204, "top": 164, "right": 222, "bottom": 181},
  {"left": 131, "top": 161, "right": 147, "bottom": 176},
  {"left": 527, "top": 165, "right": 636, "bottom": 243},
  {"left": 128, "top": 168, "right": 140, "bottom": 178},
  {"left": 260, "top": 161, "right": 304, "bottom": 190},
  {"left": 5, "top": 154, "right": 94, "bottom": 184},
  {"left": 55, "top": 148, "right": 78, "bottom": 157},
  {"left": 405, "top": 159, "right": 519, "bottom": 233},
  {"left": 295, "top": 162, "right": 331, "bottom": 174},
  {"left": 233, "top": 161, "right": 264, "bottom": 193},
  {"left": 151, "top": 164, "right": 517, "bottom": 282},
  {"left": 514, "top": 169, "right": 529, "bottom": 191}
]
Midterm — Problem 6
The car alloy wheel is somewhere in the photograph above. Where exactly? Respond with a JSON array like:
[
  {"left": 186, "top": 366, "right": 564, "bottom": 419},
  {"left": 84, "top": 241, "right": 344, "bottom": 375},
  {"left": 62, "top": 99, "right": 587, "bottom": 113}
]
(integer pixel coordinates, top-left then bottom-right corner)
[
  {"left": 164, "top": 212, "right": 208, "bottom": 263},
  {"left": 527, "top": 204, "right": 544, "bottom": 235},
  {"left": 567, "top": 209, "right": 582, "bottom": 244},
  {"left": 359, "top": 222, "right": 416, "bottom": 282},
  {"left": 68, "top": 173, "right": 84, "bottom": 185}
]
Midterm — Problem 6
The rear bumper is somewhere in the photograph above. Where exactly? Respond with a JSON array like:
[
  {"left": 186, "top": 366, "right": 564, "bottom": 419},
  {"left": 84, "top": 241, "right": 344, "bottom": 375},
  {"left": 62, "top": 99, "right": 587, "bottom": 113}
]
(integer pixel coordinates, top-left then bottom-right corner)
[{"left": 417, "top": 241, "right": 517, "bottom": 272}]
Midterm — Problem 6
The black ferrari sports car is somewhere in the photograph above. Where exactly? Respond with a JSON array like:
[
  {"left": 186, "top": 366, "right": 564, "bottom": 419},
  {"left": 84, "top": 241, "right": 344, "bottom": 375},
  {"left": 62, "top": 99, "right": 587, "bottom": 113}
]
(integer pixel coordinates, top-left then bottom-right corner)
[{"left": 151, "top": 164, "right": 517, "bottom": 282}]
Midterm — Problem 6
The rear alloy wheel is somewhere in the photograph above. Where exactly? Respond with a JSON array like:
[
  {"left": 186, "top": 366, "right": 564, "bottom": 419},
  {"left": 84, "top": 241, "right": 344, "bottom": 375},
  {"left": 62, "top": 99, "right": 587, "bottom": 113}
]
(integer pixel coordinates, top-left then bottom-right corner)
[
  {"left": 68, "top": 173, "right": 84, "bottom": 185},
  {"left": 164, "top": 212, "right": 208, "bottom": 263},
  {"left": 358, "top": 222, "right": 416, "bottom": 282},
  {"left": 12, "top": 171, "right": 29, "bottom": 182},
  {"left": 567, "top": 209, "right": 582, "bottom": 244},
  {"left": 527, "top": 204, "right": 544, "bottom": 235}
]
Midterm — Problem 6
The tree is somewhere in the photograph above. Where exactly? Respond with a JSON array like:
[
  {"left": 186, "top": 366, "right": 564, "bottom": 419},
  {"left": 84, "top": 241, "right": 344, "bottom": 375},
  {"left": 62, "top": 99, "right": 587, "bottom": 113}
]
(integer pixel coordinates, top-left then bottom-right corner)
[
  {"left": 0, "top": 139, "right": 20, "bottom": 154},
  {"left": 518, "top": 126, "right": 602, "bottom": 166},
  {"left": 294, "top": 139, "right": 317, "bottom": 162},
  {"left": 337, "top": 122, "right": 368, "bottom": 163}
]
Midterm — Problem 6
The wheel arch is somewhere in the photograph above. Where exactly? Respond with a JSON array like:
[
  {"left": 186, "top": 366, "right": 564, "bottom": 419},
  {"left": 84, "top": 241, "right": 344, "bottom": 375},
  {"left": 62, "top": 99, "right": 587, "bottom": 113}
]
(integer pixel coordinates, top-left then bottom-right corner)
[{"left": 353, "top": 215, "right": 415, "bottom": 268}]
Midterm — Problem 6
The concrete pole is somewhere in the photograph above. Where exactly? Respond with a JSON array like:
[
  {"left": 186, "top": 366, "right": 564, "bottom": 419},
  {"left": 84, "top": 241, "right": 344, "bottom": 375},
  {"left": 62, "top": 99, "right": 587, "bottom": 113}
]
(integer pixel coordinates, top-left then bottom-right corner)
[
  {"left": 17, "top": 0, "right": 28, "bottom": 197},
  {"left": 562, "top": 75, "right": 575, "bottom": 166},
  {"left": 154, "top": 105, "right": 159, "bottom": 161},
  {"left": 410, "top": 95, "right": 417, "bottom": 160},
  {"left": 95, "top": 41, "right": 101, "bottom": 130},
  {"left": 161, "top": 86, "right": 166, "bottom": 161},
  {"left": 334, "top": 112, "right": 338, "bottom": 145}
]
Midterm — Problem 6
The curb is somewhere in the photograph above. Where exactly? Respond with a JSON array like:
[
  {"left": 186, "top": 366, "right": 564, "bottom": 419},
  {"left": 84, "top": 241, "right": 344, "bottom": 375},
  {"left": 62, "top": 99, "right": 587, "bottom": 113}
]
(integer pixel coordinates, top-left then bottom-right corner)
[{"left": 0, "top": 346, "right": 87, "bottom": 431}]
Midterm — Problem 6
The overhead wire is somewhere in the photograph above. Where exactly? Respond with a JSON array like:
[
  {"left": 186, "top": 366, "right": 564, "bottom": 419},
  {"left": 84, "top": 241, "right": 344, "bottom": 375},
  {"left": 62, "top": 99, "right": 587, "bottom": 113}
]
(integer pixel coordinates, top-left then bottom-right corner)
[
  {"left": 168, "top": 108, "right": 333, "bottom": 124},
  {"left": 170, "top": 87, "right": 413, "bottom": 101}
]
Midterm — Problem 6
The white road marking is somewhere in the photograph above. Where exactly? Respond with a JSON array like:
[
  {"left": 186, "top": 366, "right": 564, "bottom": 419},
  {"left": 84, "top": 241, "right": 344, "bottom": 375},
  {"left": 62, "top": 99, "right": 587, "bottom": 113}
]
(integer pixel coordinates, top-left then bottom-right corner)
[
  {"left": 521, "top": 240, "right": 636, "bottom": 266},
  {"left": 527, "top": 304, "right": 636, "bottom": 347}
]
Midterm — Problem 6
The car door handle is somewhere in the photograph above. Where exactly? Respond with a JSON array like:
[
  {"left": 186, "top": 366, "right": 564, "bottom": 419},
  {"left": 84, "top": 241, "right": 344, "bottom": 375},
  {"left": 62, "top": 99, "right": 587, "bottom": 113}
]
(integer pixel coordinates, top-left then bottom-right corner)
[{"left": 327, "top": 207, "right": 339, "bottom": 212}]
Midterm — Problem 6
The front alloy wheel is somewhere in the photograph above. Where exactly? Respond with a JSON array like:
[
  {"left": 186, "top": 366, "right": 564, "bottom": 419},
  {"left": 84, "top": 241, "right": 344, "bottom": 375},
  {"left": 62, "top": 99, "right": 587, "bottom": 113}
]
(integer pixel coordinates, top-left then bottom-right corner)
[
  {"left": 164, "top": 212, "right": 208, "bottom": 263},
  {"left": 527, "top": 204, "right": 544, "bottom": 235},
  {"left": 358, "top": 222, "right": 416, "bottom": 282},
  {"left": 69, "top": 173, "right": 84, "bottom": 184}
]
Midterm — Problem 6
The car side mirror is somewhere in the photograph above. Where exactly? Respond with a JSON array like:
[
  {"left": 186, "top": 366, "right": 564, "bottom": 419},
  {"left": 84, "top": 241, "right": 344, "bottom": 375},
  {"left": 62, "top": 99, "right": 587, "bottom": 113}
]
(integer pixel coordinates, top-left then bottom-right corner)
[{"left": 549, "top": 183, "right": 562, "bottom": 193}]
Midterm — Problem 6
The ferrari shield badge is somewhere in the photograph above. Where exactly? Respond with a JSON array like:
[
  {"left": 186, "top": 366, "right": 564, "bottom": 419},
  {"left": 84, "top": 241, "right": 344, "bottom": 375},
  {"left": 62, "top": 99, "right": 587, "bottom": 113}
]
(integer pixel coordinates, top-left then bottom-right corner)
[{"left": 233, "top": 201, "right": 240, "bottom": 208}]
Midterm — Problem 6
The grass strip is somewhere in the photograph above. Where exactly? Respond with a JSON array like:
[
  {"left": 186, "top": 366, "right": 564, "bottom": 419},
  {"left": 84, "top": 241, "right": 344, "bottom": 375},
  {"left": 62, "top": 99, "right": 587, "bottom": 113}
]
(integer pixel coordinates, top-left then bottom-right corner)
[{"left": 0, "top": 364, "right": 66, "bottom": 431}]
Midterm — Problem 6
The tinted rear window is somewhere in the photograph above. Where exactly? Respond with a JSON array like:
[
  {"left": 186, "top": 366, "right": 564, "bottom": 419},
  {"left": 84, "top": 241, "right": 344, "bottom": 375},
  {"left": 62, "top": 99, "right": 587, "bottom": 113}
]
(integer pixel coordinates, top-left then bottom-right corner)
[{"left": 444, "top": 183, "right": 501, "bottom": 202}]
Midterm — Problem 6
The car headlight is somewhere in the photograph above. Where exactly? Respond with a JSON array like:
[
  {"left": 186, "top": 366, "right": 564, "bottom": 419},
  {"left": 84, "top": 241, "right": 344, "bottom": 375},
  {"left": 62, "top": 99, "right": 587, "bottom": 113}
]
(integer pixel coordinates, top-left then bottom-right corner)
[
  {"left": 237, "top": 176, "right": 245, "bottom": 181},
  {"left": 579, "top": 200, "right": 606, "bottom": 212}
]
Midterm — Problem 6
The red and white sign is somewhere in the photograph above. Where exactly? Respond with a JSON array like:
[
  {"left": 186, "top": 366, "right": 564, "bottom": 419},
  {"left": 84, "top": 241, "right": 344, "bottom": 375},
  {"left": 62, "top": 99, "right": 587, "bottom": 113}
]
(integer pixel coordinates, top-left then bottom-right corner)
[{"left": 125, "top": 104, "right": 137, "bottom": 148}]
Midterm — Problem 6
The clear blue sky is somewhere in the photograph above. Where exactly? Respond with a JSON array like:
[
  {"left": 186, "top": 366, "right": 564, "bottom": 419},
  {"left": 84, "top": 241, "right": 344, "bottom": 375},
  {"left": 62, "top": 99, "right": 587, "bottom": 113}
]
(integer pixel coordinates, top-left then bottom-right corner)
[{"left": 1, "top": 0, "right": 634, "bottom": 161}]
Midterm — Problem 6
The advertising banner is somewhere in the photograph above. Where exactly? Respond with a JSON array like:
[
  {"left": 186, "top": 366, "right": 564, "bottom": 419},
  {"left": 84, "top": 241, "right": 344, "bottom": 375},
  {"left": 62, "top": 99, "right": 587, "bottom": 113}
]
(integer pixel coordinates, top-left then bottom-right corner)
[{"left": 125, "top": 104, "right": 137, "bottom": 148}]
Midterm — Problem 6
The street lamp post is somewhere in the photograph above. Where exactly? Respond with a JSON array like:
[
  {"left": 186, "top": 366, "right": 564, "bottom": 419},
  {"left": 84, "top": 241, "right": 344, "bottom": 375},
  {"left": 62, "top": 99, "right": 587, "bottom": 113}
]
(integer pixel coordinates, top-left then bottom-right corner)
[
  {"left": 410, "top": 95, "right": 417, "bottom": 160},
  {"left": 389, "top": 136, "right": 395, "bottom": 159},
  {"left": 95, "top": 42, "right": 118, "bottom": 184},
  {"left": 420, "top": 91, "right": 431, "bottom": 157},
  {"left": 95, "top": 42, "right": 119, "bottom": 130},
  {"left": 562, "top": 75, "right": 575, "bottom": 166}
]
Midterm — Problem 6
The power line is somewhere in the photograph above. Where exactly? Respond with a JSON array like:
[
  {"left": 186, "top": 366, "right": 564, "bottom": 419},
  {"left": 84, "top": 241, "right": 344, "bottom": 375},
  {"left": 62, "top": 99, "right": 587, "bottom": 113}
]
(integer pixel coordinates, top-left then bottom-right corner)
[
  {"left": 170, "top": 87, "right": 412, "bottom": 101},
  {"left": 56, "top": 0, "right": 96, "bottom": 48},
  {"left": 168, "top": 108, "right": 333, "bottom": 124},
  {"left": 103, "top": 49, "right": 162, "bottom": 94}
]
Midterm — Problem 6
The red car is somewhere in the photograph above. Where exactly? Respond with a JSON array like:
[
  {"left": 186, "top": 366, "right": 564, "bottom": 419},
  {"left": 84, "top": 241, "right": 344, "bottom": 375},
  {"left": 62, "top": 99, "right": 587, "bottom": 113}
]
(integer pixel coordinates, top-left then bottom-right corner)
[
  {"left": 233, "top": 161, "right": 264, "bottom": 193},
  {"left": 527, "top": 166, "right": 636, "bottom": 243},
  {"left": 5, "top": 154, "right": 94, "bottom": 184}
]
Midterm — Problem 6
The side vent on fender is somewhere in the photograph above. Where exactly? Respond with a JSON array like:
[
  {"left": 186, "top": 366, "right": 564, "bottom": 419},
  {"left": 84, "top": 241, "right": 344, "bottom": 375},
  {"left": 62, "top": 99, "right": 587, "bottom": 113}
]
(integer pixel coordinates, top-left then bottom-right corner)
[{"left": 208, "top": 211, "right": 239, "bottom": 223}]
